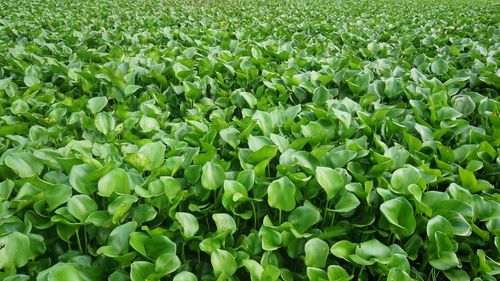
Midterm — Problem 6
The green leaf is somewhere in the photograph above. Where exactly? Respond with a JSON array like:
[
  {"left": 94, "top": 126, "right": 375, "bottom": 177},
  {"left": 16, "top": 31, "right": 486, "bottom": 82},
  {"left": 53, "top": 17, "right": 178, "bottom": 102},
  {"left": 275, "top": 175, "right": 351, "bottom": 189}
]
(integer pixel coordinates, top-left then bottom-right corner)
[
  {"left": 108, "top": 222, "right": 137, "bottom": 254},
  {"left": 173, "top": 62, "right": 193, "bottom": 81},
  {"left": 327, "top": 265, "right": 352, "bottom": 281},
  {"left": 212, "top": 213, "right": 237, "bottom": 235},
  {"left": 305, "top": 238, "right": 329, "bottom": 268},
  {"left": 330, "top": 240, "right": 357, "bottom": 261},
  {"left": 313, "top": 86, "right": 330, "bottom": 106},
  {"left": 355, "top": 239, "right": 390, "bottom": 260},
  {"left": 431, "top": 58, "right": 449, "bottom": 75},
  {"left": 288, "top": 201, "right": 321, "bottom": 233},
  {"left": 124, "top": 85, "right": 142, "bottom": 96},
  {"left": 0, "top": 179, "right": 14, "bottom": 200},
  {"left": 384, "top": 77, "right": 403, "bottom": 98},
  {"left": 240, "top": 92, "right": 258, "bottom": 108},
  {"left": 315, "top": 166, "right": 345, "bottom": 200},
  {"left": 67, "top": 194, "right": 98, "bottom": 222},
  {"left": 86, "top": 97, "right": 108, "bottom": 115},
  {"left": 267, "top": 176, "right": 296, "bottom": 212},
  {"left": 429, "top": 251, "right": 460, "bottom": 270},
  {"left": 139, "top": 116, "right": 160, "bottom": 133},
  {"left": 130, "top": 261, "right": 155, "bottom": 281},
  {"left": 0, "top": 232, "right": 31, "bottom": 269},
  {"left": 98, "top": 168, "right": 131, "bottom": 197},
  {"left": 443, "top": 269, "right": 470, "bottom": 281},
  {"left": 390, "top": 166, "right": 421, "bottom": 194},
  {"left": 220, "top": 127, "right": 240, "bottom": 148},
  {"left": 173, "top": 272, "right": 198, "bottom": 281},
  {"left": 175, "top": 212, "right": 199, "bottom": 238},
  {"left": 127, "top": 142, "right": 166, "bottom": 171},
  {"left": 11, "top": 99, "right": 30, "bottom": 115},
  {"left": 243, "top": 259, "right": 263, "bottom": 281},
  {"left": 330, "top": 150, "right": 357, "bottom": 168},
  {"left": 45, "top": 184, "right": 72, "bottom": 211},
  {"left": 426, "top": 215, "right": 454, "bottom": 242},
  {"left": 211, "top": 249, "right": 237, "bottom": 277},
  {"left": 380, "top": 197, "right": 416, "bottom": 237},
  {"left": 183, "top": 81, "right": 202, "bottom": 100},
  {"left": 5, "top": 152, "right": 44, "bottom": 178},
  {"left": 24, "top": 65, "right": 42, "bottom": 87},
  {"left": 42, "top": 263, "right": 85, "bottom": 281},
  {"left": 108, "top": 195, "right": 138, "bottom": 224},
  {"left": 146, "top": 236, "right": 176, "bottom": 259},
  {"left": 155, "top": 253, "right": 181, "bottom": 275},
  {"left": 458, "top": 166, "right": 478, "bottom": 192},
  {"left": 334, "top": 191, "right": 360, "bottom": 213},
  {"left": 132, "top": 204, "right": 157, "bottom": 225},
  {"left": 69, "top": 164, "right": 98, "bottom": 195},
  {"left": 307, "top": 267, "right": 328, "bottom": 281},
  {"left": 201, "top": 162, "right": 225, "bottom": 190},
  {"left": 387, "top": 268, "right": 413, "bottom": 281}
]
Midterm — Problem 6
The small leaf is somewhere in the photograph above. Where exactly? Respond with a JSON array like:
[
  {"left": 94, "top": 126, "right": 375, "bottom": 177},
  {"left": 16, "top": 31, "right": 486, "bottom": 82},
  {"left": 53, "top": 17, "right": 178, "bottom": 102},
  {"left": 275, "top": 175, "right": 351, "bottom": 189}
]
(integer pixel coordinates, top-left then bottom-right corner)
[{"left": 95, "top": 112, "right": 116, "bottom": 135}]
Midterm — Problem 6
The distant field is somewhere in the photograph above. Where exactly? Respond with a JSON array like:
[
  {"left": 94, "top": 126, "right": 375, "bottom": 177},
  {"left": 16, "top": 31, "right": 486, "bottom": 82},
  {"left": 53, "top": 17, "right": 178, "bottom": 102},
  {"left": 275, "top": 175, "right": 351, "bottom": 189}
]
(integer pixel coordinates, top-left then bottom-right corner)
[{"left": 0, "top": 0, "right": 499, "bottom": 280}]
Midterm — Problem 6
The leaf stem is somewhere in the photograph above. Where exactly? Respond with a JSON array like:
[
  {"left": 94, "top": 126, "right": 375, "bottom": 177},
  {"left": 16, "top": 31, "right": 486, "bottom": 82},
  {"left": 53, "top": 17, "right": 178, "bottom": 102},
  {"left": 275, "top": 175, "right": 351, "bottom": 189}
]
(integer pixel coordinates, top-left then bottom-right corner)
[
  {"left": 75, "top": 228, "right": 83, "bottom": 253},
  {"left": 251, "top": 201, "right": 257, "bottom": 229},
  {"left": 84, "top": 225, "right": 88, "bottom": 254},
  {"left": 322, "top": 199, "right": 331, "bottom": 228}
]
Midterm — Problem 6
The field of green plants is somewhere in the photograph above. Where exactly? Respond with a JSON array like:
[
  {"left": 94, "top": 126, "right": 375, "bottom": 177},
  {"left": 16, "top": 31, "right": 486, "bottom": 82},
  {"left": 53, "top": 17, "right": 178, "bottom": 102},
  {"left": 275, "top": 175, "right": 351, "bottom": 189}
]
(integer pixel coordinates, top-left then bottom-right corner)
[{"left": 0, "top": 0, "right": 499, "bottom": 280}]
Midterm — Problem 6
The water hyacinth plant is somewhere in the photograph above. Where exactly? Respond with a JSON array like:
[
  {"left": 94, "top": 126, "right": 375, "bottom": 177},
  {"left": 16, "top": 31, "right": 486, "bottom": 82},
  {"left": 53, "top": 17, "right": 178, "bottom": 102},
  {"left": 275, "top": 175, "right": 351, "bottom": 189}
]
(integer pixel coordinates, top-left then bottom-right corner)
[{"left": 0, "top": 0, "right": 499, "bottom": 280}]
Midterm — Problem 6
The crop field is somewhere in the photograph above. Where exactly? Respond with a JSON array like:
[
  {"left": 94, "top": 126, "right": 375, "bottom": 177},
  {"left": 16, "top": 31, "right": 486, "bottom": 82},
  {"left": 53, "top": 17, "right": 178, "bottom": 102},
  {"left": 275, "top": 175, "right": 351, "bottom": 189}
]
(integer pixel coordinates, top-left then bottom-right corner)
[{"left": 0, "top": 0, "right": 499, "bottom": 280}]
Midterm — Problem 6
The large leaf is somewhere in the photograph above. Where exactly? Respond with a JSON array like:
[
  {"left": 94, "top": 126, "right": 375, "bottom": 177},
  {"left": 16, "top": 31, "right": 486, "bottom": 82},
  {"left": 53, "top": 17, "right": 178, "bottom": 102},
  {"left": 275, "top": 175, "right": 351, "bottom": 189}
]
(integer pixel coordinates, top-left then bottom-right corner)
[
  {"left": 315, "top": 166, "right": 345, "bottom": 200},
  {"left": 5, "top": 152, "right": 43, "bottom": 178},
  {"left": 267, "top": 177, "right": 296, "bottom": 212},
  {"left": 380, "top": 197, "right": 416, "bottom": 237}
]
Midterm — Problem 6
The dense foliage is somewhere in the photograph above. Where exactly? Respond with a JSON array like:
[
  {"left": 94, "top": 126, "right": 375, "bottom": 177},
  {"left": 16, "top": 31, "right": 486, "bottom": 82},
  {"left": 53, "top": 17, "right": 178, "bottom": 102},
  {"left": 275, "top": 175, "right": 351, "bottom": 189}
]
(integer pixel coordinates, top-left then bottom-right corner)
[{"left": 0, "top": 0, "right": 499, "bottom": 280}]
